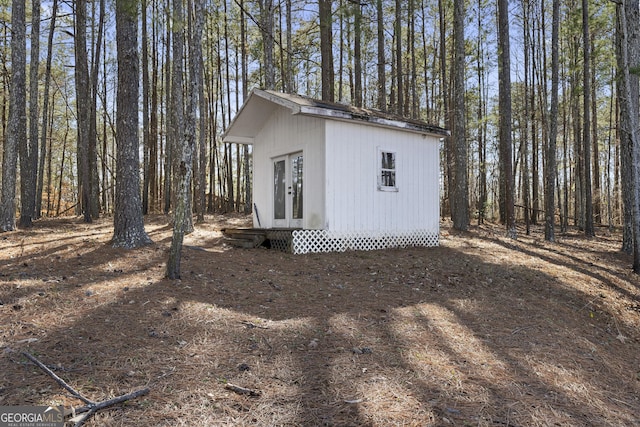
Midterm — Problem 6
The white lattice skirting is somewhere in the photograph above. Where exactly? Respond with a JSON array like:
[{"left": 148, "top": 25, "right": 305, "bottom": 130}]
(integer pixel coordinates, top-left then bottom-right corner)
[{"left": 291, "top": 229, "right": 439, "bottom": 254}]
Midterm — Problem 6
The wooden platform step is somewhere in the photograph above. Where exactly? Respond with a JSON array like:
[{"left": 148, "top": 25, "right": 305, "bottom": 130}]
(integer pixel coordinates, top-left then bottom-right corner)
[
  {"left": 222, "top": 228, "right": 267, "bottom": 248},
  {"left": 222, "top": 228, "right": 296, "bottom": 252}
]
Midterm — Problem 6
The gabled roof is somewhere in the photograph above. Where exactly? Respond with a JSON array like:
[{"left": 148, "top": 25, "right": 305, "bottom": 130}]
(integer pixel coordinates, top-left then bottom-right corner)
[{"left": 223, "top": 89, "right": 450, "bottom": 144}]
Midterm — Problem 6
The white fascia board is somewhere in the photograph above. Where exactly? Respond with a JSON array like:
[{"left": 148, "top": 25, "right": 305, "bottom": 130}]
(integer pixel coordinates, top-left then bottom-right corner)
[{"left": 222, "top": 135, "right": 254, "bottom": 145}]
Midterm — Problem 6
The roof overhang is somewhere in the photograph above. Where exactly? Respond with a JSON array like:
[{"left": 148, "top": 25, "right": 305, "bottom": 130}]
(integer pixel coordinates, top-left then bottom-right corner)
[{"left": 222, "top": 89, "right": 450, "bottom": 144}]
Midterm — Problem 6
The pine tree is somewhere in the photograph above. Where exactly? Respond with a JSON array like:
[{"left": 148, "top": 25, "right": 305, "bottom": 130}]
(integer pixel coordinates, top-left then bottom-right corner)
[{"left": 112, "top": 0, "right": 152, "bottom": 248}]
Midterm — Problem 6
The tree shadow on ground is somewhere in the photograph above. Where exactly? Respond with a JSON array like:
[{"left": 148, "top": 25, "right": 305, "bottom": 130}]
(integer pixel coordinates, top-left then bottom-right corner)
[{"left": 1, "top": 219, "right": 639, "bottom": 426}]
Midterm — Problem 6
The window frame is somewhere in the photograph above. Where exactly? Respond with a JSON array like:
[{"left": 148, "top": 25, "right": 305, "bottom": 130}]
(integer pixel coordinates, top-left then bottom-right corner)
[{"left": 377, "top": 148, "right": 398, "bottom": 192}]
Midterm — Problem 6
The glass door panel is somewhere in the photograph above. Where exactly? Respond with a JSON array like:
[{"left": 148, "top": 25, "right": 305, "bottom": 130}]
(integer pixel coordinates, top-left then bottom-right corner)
[
  {"left": 291, "top": 154, "right": 303, "bottom": 220},
  {"left": 273, "top": 159, "right": 286, "bottom": 221}
]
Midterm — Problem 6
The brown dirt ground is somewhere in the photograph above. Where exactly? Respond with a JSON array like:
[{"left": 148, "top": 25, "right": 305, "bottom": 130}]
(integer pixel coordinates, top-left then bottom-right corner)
[{"left": 1, "top": 215, "right": 639, "bottom": 426}]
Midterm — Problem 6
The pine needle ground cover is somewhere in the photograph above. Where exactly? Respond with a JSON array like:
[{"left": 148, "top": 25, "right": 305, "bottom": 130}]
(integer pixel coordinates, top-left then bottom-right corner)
[{"left": 1, "top": 216, "right": 639, "bottom": 426}]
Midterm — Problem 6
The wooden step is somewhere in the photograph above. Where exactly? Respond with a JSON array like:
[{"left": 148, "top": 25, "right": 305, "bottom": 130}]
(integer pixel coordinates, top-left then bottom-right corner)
[{"left": 222, "top": 228, "right": 267, "bottom": 248}]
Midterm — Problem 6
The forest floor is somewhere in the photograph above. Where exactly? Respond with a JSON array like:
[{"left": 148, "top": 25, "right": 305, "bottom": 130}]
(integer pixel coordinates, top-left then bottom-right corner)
[{"left": 1, "top": 215, "right": 639, "bottom": 426}]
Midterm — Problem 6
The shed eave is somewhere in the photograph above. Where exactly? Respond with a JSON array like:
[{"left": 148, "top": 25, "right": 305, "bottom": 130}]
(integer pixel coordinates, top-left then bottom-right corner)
[
  {"left": 223, "top": 135, "right": 254, "bottom": 145},
  {"left": 256, "top": 89, "right": 302, "bottom": 114}
]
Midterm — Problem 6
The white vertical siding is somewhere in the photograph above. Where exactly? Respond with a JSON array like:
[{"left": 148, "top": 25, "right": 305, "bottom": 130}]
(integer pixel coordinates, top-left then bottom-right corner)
[
  {"left": 324, "top": 120, "right": 440, "bottom": 233},
  {"left": 253, "top": 107, "right": 440, "bottom": 234},
  {"left": 252, "top": 107, "right": 326, "bottom": 229}
]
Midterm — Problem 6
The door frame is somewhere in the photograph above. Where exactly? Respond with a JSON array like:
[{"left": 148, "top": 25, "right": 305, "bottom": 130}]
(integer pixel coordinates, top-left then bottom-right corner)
[{"left": 272, "top": 151, "right": 303, "bottom": 228}]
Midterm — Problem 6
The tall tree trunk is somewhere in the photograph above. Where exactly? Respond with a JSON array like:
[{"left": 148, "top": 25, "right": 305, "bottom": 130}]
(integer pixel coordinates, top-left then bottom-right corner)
[
  {"left": 616, "top": 0, "right": 640, "bottom": 272},
  {"left": 582, "top": 0, "right": 594, "bottom": 237},
  {"left": 56, "top": 117, "right": 68, "bottom": 216},
  {"left": 242, "top": 0, "right": 252, "bottom": 213},
  {"left": 498, "top": 0, "right": 516, "bottom": 238},
  {"left": 562, "top": 76, "right": 569, "bottom": 232},
  {"left": 101, "top": 35, "right": 110, "bottom": 213},
  {"left": 451, "top": 0, "right": 468, "bottom": 230},
  {"left": 163, "top": 1, "right": 172, "bottom": 214},
  {"left": 259, "top": 0, "right": 275, "bottom": 89},
  {"left": 188, "top": 0, "right": 205, "bottom": 223},
  {"left": 439, "top": 0, "right": 452, "bottom": 218},
  {"left": 112, "top": 0, "right": 152, "bottom": 249},
  {"left": 545, "top": 0, "right": 560, "bottom": 242},
  {"left": 0, "top": 0, "right": 26, "bottom": 231},
  {"left": 149, "top": 0, "right": 159, "bottom": 212},
  {"left": 409, "top": 0, "right": 418, "bottom": 118},
  {"left": 45, "top": 91, "right": 55, "bottom": 216},
  {"left": 20, "top": 0, "right": 40, "bottom": 227},
  {"left": 476, "top": 0, "right": 487, "bottom": 224},
  {"left": 591, "top": 33, "right": 601, "bottom": 225},
  {"left": 522, "top": 0, "right": 531, "bottom": 235},
  {"left": 142, "top": 0, "right": 150, "bottom": 215},
  {"left": 36, "top": 0, "right": 58, "bottom": 219},
  {"left": 75, "top": 0, "right": 92, "bottom": 222},
  {"left": 166, "top": 0, "right": 191, "bottom": 278},
  {"left": 285, "top": 0, "right": 293, "bottom": 92},
  {"left": 88, "top": 0, "right": 104, "bottom": 219},
  {"left": 616, "top": 1, "right": 640, "bottom": 254},
  {"left": 394, "top": 0, "right": 403, "bottom": 114},
  {"left": 354, "top": 1, "right": 362, "bottom": 107},
  {"left": 319, "top": 0, "right": 334, "bottom": 101},
  {"left": 376, "top": 0, "right": 386, "bottom": 111}
]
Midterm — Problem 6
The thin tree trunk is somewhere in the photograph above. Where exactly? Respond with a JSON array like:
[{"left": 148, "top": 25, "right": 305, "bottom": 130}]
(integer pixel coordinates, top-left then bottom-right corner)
[
  {"left": 36, "top": 0, "right": 58, "bottom": 219},
  {"left": 45, "top": 90, "right": 55, "bottom": 216},
  {"left": 74, "top": 0, "right": 92, "bottom": 222},
  {"left": 197, "top": 11, "right": 208, "bottom": 221},
  {"left": 88, "top": 0, "right": 104, "bottom": 219},
  {"left": 56, "top": 118, "right": 68, "bottom": 217},
  {"left": 394, "top": 0, "right": 403, "bottom": 114},
  {"left": 354, "top": 1, "right": 362, "bottom": 107},
  {"left": 166, "top": 0, "right": 190, "bottom": 278},
  {"left": 545, "top": 0, "right": 560, "bottom": 242},
  {"left": 451, "top": 0, "right": 468, "bottom": 230},
  {"left": 376, "top": 0, "right": 386, "bottom": 111},
  {"left": 163, "top": 1, "right": 172, "bottom": 215},
  {"left": 498, "top": 0, "right": 516, "bottom": 238},
  {"left": 149, "top": 0, "right": 159, "bottom": 212},
  {"left": 142, "top": 0, "right": 150, "bottom": 215},
  {"left": 188, "top": 0, "right": 204, "bottom": 223},
  {"left": 439, "top": 0, "right": 451, "bottom": 218},
  {"left": 522, "top": 1, "right": 531, "bottom": 235},
  {"left": 285, "top": 0, "right": 293, "bottom": 92},
  {"left": 591, "top": 33, "right": 601, "bottom": 225},
  {"left": 476, "top": 0, "right": 487, "bottom": 224},
  {"left": 582, "top": 0, "right": 594, "bottom": 237}
]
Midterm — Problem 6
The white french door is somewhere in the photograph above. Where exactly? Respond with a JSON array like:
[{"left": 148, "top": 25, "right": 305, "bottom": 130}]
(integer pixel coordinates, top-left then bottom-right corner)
[{"left": 273, "top": 152, "right": 303, "bottom": 228}]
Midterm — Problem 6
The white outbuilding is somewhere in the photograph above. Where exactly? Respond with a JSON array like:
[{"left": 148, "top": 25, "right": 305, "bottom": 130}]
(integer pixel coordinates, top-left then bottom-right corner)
[{"left": 222, "top": 89, "right": 448, "bottom": 254}]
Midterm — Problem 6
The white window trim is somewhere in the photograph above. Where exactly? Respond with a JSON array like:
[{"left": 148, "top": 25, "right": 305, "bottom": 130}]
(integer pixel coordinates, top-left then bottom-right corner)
[{"left": 377, "top": 148, "right": 398, "bottom": 192}]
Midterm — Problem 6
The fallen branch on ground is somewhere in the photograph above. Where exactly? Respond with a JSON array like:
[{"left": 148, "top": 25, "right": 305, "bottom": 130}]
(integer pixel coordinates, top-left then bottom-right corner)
[
  {"left": 224, "top": 382, "right": 261, "bottom": 397},
  {"left": 22, "top": 352, "right": 150, "bottom": 427}
]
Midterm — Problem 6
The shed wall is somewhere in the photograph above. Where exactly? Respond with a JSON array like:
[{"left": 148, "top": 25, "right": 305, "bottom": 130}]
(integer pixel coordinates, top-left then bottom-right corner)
[
  {"left": 252, "top": 107, "right": 326, "bottom": 229},
  {"left": 324, "top": 120, "right": 440, "bottom": 233}
]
